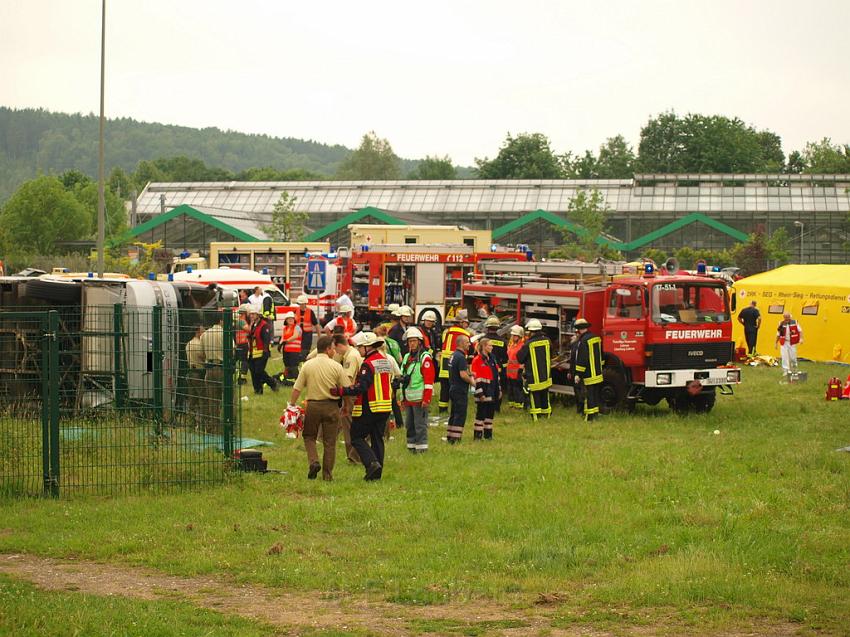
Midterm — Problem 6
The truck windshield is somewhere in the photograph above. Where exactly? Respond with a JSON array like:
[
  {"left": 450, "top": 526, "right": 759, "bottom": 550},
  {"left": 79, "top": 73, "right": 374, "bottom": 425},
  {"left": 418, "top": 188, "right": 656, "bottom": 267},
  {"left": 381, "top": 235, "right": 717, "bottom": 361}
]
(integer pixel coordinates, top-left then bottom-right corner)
[{"left": 651, "top": 282, "right": 729, "bottom": 324}]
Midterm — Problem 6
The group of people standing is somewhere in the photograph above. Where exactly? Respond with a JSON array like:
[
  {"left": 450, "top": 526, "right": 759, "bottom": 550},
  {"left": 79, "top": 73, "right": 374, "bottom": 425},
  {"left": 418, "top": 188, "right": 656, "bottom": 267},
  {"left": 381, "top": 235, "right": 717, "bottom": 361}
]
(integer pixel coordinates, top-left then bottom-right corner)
[
  {"left": 737, "top": 300, "right": 804, "bottom": 377},
  {"left": 280, "top": 298, "right": 606, "bottom": 483}
]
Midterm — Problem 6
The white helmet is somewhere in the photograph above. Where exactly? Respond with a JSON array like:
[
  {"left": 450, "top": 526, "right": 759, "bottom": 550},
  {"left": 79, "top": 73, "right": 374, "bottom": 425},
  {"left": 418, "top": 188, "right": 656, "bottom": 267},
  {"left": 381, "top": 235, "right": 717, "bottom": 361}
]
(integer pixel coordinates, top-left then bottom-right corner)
[
  {"left": 359, "top": 332, "right": 384, "bottom": 348},
  {"left": 421, "top": 310, "right": 438, "bottom": 322},
  {"left": 525, "top": 318, "right": 543, "bottom": 331},
  {"left": 398, "top": 306, "right": 414, "bottom": 318},
  {"left": 484, "top": 315, "right": 500, "bottom": 328},
  {"left": 387, "top": 303, "right": 400, "bottom": 313},
  {"left": 404, "top": 326, "right": 424, "bottom": 341},
  {"left": 339, "top": 304, "right": 354, "bottom": 314},
  {"left": 510, "top": 325, "right": 524, "bottom": 337},
  {"left": 281, "top": 311, "right": 295, "bottom": 321},
  {"left": 351, "top": 332, "right": 367, "bottom": 346},
  {"left": 296, "top": 294, "right": 308, "bottom": 304},
  {"left": 455, "top": 310, "right": 469, "bottom": 322},
  {"left": 238, "top": 303, "right": 252, "bottom": 314}
]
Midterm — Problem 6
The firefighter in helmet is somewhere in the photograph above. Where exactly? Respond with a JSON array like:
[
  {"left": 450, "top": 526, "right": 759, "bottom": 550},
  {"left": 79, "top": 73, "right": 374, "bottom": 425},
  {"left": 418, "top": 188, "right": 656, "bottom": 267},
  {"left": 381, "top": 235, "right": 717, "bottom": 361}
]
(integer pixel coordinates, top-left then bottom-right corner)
[
  {"left": 437, "top": 313, "right": 471, "bottom": 417},
  {"left": 419, "top": 310, "right": 441, "bottom": 356},
  {"left": 505, "top": 324, "right": 526, "bottom": 408},
  {"left": 482, "top": 315, "right": 507, "bottom": 411},
  {"left": 516, "top": 318, "right": 552, "bottom": 420},
  {"left": 572, "top": 318, "right": 603, "bottom": 422}
]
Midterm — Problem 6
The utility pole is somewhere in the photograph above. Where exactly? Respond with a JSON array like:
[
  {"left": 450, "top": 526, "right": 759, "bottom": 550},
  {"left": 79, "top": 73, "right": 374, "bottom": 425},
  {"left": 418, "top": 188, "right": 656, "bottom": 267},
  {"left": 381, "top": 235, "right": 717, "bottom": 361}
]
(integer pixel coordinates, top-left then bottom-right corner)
[{"left": 96, "top": 0, "right": 107, "bottom": 277}]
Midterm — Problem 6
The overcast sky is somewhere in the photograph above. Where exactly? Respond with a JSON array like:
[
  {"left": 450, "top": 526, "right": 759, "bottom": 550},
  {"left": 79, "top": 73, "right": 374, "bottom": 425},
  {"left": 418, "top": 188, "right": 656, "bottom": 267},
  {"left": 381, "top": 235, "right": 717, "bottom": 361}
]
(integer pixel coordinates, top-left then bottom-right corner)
[{"left": 1, "top": 0, "right": 848, "bottom": 165}]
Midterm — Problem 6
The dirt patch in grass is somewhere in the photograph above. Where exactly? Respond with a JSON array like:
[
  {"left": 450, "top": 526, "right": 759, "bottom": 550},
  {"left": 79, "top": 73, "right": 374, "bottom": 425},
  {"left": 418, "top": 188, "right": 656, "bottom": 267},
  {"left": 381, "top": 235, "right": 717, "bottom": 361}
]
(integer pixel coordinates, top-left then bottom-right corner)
[{"left": 0, "top": 553, "right": 805, "bottom": 636}]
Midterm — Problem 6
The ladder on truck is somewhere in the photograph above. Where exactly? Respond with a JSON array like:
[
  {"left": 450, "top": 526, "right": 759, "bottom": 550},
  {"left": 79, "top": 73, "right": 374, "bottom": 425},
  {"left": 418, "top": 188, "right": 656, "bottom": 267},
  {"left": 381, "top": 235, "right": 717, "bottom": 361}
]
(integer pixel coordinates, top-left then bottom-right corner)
[{"left": 474, "top": 259, "right": 625, "bottom": 289}]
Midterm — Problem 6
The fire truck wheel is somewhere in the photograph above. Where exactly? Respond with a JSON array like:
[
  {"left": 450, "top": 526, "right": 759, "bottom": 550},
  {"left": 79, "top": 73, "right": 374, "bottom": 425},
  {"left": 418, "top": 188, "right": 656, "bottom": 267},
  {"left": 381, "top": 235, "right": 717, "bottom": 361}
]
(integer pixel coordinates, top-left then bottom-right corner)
[{"left": 600, "top": 367, "right": 627, "bottom": 413}]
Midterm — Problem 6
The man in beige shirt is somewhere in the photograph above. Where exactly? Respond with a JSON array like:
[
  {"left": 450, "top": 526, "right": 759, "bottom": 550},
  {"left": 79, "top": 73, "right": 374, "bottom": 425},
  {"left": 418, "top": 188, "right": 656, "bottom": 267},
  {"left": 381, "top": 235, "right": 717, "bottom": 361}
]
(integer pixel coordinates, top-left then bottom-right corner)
[
  {"left": 185, "top": 325, "right": 206, "bottom": 424},
  {"left": 334, "top": 333, "right": 363, "bottom": 463},
  {"left": 289, "top": 335, "right": 347, "bottom": 480},
  {"left": 199, "top": 313, "right": 224, "bottom": 425}
]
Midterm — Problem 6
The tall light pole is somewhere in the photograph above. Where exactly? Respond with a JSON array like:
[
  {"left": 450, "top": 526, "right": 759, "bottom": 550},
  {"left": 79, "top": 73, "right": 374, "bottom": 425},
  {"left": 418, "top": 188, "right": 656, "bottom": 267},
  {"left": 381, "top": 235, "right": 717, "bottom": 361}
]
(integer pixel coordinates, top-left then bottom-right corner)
[
  {"left": 793, "top": 220, "right": 804, "bottom": 264},
  {"left": 96, "top": 0, "right": 107, "bottom": 277}
]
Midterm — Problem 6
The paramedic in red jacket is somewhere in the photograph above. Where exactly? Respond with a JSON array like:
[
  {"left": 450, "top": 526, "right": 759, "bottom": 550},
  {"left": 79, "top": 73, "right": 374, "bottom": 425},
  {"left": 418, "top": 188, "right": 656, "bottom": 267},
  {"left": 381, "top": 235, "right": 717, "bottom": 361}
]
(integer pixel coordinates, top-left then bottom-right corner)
[{"left": 775, "top": 311, "right": 803, "bottom": 376}]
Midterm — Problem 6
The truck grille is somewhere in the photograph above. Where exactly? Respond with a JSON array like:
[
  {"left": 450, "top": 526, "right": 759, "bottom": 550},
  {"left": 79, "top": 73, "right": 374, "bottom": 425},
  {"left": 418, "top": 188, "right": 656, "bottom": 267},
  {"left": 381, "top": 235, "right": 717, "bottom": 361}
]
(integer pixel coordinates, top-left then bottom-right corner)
[{"left": 647, "top": 342, "right": 734, "bottom": 370}]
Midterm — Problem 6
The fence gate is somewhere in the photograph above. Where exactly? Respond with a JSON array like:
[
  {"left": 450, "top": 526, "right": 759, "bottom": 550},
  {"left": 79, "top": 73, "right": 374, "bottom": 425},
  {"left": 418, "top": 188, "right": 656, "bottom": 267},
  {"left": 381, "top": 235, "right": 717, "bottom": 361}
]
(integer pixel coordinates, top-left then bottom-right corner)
[
  {"left": 1, "top": 306, "right": 239, "bottom": 498},
  {"left": 0, "top": 310, "right": 59, "bottom": 497}
]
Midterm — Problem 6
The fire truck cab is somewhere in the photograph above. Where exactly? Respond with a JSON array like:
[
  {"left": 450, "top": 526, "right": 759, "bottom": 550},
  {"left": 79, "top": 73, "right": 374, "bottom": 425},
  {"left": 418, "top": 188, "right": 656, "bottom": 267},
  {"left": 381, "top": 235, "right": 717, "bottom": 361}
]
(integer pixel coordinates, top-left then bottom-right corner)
[{"left": 463, "top": 260, "right": 740, "bottom": 413}]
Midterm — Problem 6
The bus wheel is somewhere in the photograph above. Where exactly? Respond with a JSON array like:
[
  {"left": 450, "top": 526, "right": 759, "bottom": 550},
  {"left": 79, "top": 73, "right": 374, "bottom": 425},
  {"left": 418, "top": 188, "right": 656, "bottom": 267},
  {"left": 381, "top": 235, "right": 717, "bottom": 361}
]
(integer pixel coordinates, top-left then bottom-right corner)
[{"left": 600, "top": 367, "right": 627, "bottom": 413}]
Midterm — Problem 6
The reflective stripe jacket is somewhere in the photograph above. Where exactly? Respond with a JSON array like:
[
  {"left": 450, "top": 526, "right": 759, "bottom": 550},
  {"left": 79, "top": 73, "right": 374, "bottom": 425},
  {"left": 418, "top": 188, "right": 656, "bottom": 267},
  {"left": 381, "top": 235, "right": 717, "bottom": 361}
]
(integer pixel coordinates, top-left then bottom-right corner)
[
  {"left": 506, "top": 338, "right": 524, "bottom": 379},
  {"left": 439, "top": 326, "right": 470, "bottom": 378},
  {"left": 249, "top": 318, "right": 272, "bottom": 359},
  {"left": 471, "top": 353, "right": 500, "bottom": 401},
  {"left": 281, "top": 324, "right": 302, "bottom": 353},
  {"left": 234, "top": 317, "right": 250, "bottom": 347},
  {"left": 346, "top": 350, "right": 394, "bottom": 418},
  {"left": 485, "top": 329, "right": 507, "bottom": 371},
  {"left": 574, "top": 332, "right": 603, "bottom": 386},
  {"left": 516, "top": 333, "right": 552, "bottom": 391},
  {"left": 401, "top": 349, "right": 435, "bottom": 405},
  {"left": 777, "top": 320, "right": 801, "bottom": 346}
]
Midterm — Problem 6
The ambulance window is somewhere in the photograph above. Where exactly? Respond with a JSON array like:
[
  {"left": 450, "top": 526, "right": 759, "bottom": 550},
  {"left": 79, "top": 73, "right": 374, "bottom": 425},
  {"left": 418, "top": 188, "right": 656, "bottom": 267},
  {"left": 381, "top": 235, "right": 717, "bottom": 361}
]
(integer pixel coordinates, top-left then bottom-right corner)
[
  {"left": 802, "top": 303, "right": 819, "bottom": 315},
  {"left": 608, "top": 286, "right": 643, "bottom": 319},
  {"left": 768, "top": 304, "right": 785, "bottom": 314}
]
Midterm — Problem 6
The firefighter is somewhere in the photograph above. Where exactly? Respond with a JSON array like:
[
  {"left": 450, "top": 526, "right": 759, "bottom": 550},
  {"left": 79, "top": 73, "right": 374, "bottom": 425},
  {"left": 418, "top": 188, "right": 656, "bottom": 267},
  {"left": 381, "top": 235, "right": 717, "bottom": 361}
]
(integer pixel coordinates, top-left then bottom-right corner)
[
  {"left": 296, "top": 294, "right": 318, "bottom": 361},
  {"left": 455, "top": 309, "right": 471, "bottom": 333},
  {"left": 278, "top": 312, "right": 302, "bottom": 385},
  {"left": 419, "top": 310, "right": 441, "bottom": 356},
  {"left": 516, "top": 319, "right": 552, "bottom": 420},
  {"left": 400, "top": 326, "right": 435, "bottom": 453},
  {"left": 324, "top": 304, "right": 357, "bottom": 338},
  {"left": 573, "top": 318, "right": 603, "bottom": 422},
  {"left": 248, "top": 305, "right": 279, "bottom": 395},
  {"left": 381, "top": 303, "right": 400, "bottom": 331},
  {"left": 446, "top": 334, "right": 474, "bottom": 443},
  {"left": 775, "top": 311, "right": 803, "bottom": 376},
  {"left": 388, "top": 306, "right": 414, "bottom": 357},
  {"left": 471, "top": 336, "right": 500, "bottom": 440},
  {"left": 438, "top": 315, "right": 471, "bottom": 417},
  {"left": 505, "top": 325, "right": 526, "bottom": 408},
  {"left": 483, "top": 315, "right": 507, "bottom": 411},
  {"left": 339, "top": 332, "right": 394, "bottom": 481},
  {"left": 249, "top": 286, "right": 276, "bottom": 338},
  {"left": 234, "top": 304, "right": 251, "bottom": 385}
]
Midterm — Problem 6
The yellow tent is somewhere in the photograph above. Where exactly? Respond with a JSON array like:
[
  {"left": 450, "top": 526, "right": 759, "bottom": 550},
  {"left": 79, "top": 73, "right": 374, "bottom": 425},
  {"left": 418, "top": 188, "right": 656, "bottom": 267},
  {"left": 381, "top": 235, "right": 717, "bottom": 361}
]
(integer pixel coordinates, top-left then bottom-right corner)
[{"left": 731, "top": 265, "right": 850, "bottom": 363}]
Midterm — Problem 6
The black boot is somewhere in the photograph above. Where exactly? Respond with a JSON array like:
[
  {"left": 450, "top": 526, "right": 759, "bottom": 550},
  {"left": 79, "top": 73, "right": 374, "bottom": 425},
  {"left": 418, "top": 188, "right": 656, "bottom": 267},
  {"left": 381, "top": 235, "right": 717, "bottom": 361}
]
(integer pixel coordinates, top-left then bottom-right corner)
[{"left": 364, "top": 461, "right": 382, "bottom": 481}]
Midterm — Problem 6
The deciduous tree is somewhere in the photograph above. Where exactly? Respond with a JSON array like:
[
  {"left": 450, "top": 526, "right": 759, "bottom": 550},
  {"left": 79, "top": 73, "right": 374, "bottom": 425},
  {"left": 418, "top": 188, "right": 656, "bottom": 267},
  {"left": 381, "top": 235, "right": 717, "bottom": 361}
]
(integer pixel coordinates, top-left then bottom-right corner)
[
  {"left": 260, "top": 192, "right": 308, "bottom": 242},
  {"left": 476, "top": 133, "right": 564, "bottom": 179},
  {"left": 336, "top": 131, "right": 401, "bottom": 179},
  {"left": 407, "top": 155, "right": 456, "bottom": 179}
]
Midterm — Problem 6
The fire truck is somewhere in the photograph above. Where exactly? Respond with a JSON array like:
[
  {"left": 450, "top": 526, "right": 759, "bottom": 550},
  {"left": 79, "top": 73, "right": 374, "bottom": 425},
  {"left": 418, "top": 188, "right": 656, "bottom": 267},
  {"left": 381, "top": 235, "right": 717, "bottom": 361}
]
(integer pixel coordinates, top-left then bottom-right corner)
[
  {"left": 308, "top": 244, "right": 530, "bottom": 325},
  {"left": 462, "top": 259, "right": 741, "bottom": 413}
]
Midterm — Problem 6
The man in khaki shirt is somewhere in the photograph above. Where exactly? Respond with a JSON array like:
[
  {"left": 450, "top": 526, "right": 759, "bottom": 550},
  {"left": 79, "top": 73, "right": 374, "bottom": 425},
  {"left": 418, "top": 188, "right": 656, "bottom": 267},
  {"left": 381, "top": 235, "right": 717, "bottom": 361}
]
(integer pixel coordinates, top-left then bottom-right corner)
[
  {"left": 334, "top": 333, "right": 363, "bottom": 463},
  {"left": 185, "top": 325, "right": 206, "bottom": 423},
  {"left": 289, "top": 335, "right": 347, "bottom": 480},
  {"left": 199, "top": 314, "right": 224, "bottom": 424}
]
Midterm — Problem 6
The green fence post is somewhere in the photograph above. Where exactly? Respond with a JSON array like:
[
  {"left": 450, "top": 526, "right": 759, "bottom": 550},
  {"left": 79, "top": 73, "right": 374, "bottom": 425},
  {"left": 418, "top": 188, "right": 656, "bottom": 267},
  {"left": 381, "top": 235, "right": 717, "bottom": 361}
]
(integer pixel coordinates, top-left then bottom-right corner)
[
  {"left": 47, "top": 310, "right": 60, "bottom": 498},
  {"left": 152, "top": 305, "right": 163, "bottom": 434},
  {"left": 113, "top": 303, "right": 125, "bottom": 409},
  {"left": 221, "top": 310, "right": 234, "bottom": 459},
  {"left": 39, "top": 313, "right": 51, "bottom": 496}
]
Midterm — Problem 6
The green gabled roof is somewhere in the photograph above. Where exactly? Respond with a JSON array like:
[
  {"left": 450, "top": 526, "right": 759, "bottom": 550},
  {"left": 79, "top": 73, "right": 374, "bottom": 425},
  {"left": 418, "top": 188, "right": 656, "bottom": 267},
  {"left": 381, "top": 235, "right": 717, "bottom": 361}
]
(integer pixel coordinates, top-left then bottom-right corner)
[
  {"left": 492, "top": 210, "right": 748, "bottom": 250},
  {"left": 492, "top": 209, "right": 619, "bottom": 246},
  {"left": 304, "top": 206, "right": 405, "bottom": 241},
  {"left": 127, "top": 204, "right": 261, "bottom": 242},
  {"left": 622, "top": 212, "right": 748, "bottom": 250}
]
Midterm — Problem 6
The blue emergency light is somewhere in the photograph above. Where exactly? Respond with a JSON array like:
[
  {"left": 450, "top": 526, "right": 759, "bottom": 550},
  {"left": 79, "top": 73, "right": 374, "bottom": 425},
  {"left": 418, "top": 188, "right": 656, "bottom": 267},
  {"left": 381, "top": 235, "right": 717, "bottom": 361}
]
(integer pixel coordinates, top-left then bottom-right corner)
[
  {"left": 187, "top": 266, "right": 193, "bottom": 273},
  {"left": 696, "top": 261, "right": 707, "bottom": 274},
  {"left": 148, "top": 272, "right": 155, "bottom": 280},
  {"left": 712, "top": 265, "right": 721, "bottom": 272},
  {"left": 262, "top": 268, "right": 269, "bottom": 275},
  {"left": 87, "top": 272, "right": 94, "bottom": 278},
  {"left": 644, "top": 262, "right": 655, "bottom": 275},
  {"left": 179, "top": 250, "right": 190, "bottom": 259}
]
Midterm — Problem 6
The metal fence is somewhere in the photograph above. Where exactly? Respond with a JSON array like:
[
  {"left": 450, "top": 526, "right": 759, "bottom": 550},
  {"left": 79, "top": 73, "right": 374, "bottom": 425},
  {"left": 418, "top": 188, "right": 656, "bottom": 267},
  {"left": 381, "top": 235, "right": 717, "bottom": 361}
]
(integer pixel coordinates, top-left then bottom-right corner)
[{"left": 0, "top": 305, "right": 240, "bottom": 497}]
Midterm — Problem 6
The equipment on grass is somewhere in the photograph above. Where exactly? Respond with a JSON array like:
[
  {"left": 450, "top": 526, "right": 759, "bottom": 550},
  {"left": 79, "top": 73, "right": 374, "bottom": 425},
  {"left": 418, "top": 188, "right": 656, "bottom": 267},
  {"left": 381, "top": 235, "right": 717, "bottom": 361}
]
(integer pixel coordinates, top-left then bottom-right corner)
[
  {"left": 233, "top": 448, "right": 268, "bottom": 472},
  {"left": 826, "top": 377, "right": 842, "bottom": 401},
  {"left": 280, "top": 404, "right": 305, "bottom": 436}
]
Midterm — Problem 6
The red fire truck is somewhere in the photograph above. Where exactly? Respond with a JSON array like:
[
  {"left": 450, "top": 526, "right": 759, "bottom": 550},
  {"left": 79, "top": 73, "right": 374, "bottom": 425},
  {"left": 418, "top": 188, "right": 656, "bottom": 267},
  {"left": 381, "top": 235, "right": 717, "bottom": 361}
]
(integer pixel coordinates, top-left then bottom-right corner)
[
  {"left": 308, "top": 245, "right": 529, "bottom": 325},
  {"left": 462, "top": 260, "right": 740, "bottom": 413}
]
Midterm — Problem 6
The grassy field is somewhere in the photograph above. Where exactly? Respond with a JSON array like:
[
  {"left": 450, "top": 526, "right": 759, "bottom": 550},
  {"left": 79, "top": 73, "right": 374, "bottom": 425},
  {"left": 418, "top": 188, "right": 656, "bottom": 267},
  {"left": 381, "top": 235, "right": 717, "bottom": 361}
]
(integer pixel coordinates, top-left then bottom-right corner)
[{"left": 1, "top": 358, "right": 849, "bottom": 635}]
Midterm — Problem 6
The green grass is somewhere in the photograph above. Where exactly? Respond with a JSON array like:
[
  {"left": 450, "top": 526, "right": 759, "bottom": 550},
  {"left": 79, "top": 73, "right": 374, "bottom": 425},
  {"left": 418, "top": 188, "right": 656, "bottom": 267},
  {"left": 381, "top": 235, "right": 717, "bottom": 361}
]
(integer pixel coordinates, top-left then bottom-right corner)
[
  {"left": 1, "top": 357, "right": 849, "bottom": 634},
  {"left": 0, "top": 574, "right": 277, "bottom": 636}
]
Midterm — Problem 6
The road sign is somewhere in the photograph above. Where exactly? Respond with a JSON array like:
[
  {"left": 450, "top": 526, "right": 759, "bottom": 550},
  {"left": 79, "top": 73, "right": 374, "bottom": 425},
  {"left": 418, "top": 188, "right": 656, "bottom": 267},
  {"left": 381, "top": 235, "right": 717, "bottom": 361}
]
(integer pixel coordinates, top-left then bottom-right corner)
[{"left": 305, "top": 260, "right": 327, "bottom": 293}]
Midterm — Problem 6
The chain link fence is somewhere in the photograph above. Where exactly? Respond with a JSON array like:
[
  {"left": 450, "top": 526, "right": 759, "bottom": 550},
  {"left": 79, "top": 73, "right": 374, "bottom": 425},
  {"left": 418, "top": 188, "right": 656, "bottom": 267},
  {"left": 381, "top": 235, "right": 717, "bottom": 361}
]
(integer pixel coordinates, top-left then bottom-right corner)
[{"left": 0, "top": 305, "right": 241, "bottom": 497}]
